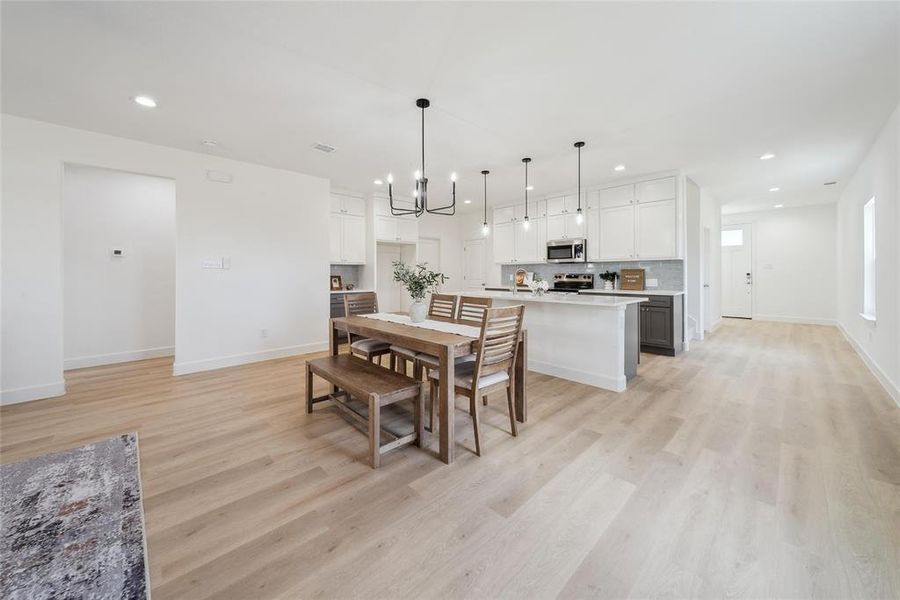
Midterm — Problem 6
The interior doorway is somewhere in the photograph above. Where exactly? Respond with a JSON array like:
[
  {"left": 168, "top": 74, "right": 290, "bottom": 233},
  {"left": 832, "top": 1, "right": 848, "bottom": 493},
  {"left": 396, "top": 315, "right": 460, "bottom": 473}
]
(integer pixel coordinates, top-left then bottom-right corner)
[
  {"left": 721, "top": 223, "right": 752, "bottom": 318},
  {"left": 417, "top": 237, "right": 442, "bottom": 290},
  {"left": 463, "top": 238, "right": 486, "bottom": 290},
  {"left": 376, "top": 242, "right": 415, "bottom": 312},
  {"left": 63, "top": 164, "right": 176, "bottom": 369}
]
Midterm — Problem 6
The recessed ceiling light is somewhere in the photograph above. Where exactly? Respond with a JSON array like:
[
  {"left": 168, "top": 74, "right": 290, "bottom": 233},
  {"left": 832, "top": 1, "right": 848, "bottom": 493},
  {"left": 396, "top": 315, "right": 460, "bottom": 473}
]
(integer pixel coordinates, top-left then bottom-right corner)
[
  {"left": 133, "top": 95, "right": 157, "bottom": 108},
  {"left": 200, "top": 139, "right": 218, "bottom": 148},
  {"left": 373, "top": 179, "right": 383, "bottom": 185},
  {"left": 525, "top": 185, "right": 534, "bottom": 191},
  {"left": 464, "top": 199, "right": 472, "bottom": 204},
  {"left": 312, "top": 143, "right": 335, "bottom": 153},
  {"left": 614, "top": 165, "right": 626, "bottom": 172},
  {"left": 760, "top": 153, "right": 775, "bottom": 160},
  {"left": 769, "top": 187, "right": 780, "bottom": 192},
  {"left": 774, "top": 204, "right": 784, "bottom": 208}
]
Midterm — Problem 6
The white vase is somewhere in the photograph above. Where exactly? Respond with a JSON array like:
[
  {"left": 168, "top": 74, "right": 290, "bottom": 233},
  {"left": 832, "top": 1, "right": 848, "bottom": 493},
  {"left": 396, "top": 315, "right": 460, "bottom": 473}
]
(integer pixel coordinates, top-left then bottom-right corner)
[{"left": 409, "top": 301, "right": 427, "bottom": 323}]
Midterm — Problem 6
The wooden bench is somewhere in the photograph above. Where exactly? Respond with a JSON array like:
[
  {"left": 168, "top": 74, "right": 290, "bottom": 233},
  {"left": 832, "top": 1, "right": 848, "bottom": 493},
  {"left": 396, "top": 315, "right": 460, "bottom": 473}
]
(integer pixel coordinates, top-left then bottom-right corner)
[{"left": 306, "top": 354, "right": 424, "bottom": 468}]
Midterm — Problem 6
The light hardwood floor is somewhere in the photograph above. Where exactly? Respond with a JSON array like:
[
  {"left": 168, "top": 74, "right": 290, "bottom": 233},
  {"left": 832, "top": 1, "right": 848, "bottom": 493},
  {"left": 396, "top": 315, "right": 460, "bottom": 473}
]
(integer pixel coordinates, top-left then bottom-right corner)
[{"left": 2, "top": 319, "right": 898, "bottom": 599}]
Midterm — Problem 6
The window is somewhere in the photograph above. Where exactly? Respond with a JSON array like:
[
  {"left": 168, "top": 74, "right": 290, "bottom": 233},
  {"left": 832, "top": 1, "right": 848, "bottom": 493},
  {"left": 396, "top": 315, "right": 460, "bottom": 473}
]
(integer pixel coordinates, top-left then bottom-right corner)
[
  {"left": 721, "top": 229, "right": 743, "bottom": 247},
  {"left": 862, "top": 197, "right": 876, "bottom": 321}
]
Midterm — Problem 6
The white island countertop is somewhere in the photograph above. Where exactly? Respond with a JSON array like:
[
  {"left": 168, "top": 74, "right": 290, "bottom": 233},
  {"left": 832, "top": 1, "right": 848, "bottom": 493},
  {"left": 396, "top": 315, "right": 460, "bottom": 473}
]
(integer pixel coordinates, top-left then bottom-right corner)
[
  {"left": 458, "top": 290, "right": 648, "bottom": 309},
  {"left": 578, "top": 289, "right": 684, "bottom": 297}
]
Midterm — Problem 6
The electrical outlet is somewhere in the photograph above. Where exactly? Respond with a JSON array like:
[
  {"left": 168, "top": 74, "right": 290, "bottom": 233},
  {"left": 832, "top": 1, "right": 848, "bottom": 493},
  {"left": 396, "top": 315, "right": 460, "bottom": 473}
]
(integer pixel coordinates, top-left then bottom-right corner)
[{"left": 260, "top": 329, "right": 268, "bottom": 339}]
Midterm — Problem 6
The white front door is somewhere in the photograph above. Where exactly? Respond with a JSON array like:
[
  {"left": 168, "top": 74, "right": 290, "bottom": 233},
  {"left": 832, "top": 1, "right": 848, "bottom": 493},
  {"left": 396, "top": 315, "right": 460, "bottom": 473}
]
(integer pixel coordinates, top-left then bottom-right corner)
[
  {"left": 721, "top": 224, "right": 752, "bottom": 318},
  {"left": 463, "top": 238, "right": 486, "bottom": 290}
]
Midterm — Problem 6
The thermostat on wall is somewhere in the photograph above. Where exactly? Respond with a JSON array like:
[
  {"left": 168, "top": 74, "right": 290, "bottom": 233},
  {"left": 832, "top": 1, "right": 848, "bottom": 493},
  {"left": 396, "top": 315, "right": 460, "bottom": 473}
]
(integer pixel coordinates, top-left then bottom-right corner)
[{"left": 110, "top": 248, "right": 126, "bottom": 258}]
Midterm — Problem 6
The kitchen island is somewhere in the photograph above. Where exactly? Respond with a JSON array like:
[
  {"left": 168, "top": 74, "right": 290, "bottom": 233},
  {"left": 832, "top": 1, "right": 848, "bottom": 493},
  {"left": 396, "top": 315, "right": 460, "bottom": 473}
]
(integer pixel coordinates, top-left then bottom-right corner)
[{"left": 456, "top": 290, "right": 647, "bottom": 392}]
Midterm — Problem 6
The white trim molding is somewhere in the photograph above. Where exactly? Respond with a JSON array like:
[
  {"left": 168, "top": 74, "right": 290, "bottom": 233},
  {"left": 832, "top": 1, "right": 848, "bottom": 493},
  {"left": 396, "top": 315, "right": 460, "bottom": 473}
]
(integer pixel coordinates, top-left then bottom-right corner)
[
  {"left": 1, "top": 381, "right": 67, "bottom": 405},
  {"left": 173, "top": 341, "right": 329, "bottom": 376},
  {"left": 752, "top": 314, "right": 837, "bottom": 326},
  {"left": 837, "top": 323, "right": 900, "bottom": 409},
  {"left": 64, "top": 346, "right": 175, "bottom": 370}
]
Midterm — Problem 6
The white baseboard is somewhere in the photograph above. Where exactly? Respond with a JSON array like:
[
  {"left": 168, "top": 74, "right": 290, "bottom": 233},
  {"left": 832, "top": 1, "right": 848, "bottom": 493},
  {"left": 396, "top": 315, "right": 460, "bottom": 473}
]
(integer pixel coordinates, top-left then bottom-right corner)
[
  {"left": 1, "top": 381, "right": 66, "bottom": 405},
  {"left": 837, "top": 323, "right": 900, "bottom": 409},
  {"left": 64, "top": 346, "right": 175, "bottom": 370},
  {"left": 173, "top": 341, "right": 329, "bottom": 376},
  {"left": 753, "top": 314, "right": 837, "bottom": 326},
  {"left": 706, "top": 317, "right": 723, "bottom": 333},
  {"left": 527, "top": 359, "right": 626, "bottom": 392}
]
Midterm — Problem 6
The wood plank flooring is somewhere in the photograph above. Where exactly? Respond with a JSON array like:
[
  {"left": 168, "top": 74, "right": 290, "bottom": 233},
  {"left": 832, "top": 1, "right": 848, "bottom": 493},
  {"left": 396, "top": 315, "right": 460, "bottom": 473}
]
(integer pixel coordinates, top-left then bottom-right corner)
[{"left": 2, "top": 319, "right": 899, "bottom": 599}]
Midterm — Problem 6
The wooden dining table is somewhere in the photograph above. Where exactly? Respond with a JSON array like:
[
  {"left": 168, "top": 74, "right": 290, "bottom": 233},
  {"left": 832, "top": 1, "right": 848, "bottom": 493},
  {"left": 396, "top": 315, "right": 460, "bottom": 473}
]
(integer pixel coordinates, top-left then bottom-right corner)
[{"left": 329, "top": 314, "right": 528, "bottom": 464}]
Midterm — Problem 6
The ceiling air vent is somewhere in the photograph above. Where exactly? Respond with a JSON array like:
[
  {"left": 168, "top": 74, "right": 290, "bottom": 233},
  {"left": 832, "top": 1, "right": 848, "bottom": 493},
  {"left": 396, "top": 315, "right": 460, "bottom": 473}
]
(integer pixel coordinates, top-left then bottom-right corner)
[{"left": 313, "top": 143, "right": 336, "bottom": 153}]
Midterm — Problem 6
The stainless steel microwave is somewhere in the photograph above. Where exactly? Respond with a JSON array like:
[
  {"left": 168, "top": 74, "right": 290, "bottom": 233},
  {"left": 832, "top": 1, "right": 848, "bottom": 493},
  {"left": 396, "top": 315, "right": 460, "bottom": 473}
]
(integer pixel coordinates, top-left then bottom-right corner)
[{"left": 546, "top": 239, "right": 586, "bottom": 263}]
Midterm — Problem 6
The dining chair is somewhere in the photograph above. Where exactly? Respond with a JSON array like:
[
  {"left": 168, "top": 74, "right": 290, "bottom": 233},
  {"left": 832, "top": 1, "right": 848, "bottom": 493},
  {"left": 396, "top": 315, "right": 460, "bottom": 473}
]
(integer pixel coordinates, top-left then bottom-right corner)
[
  {"left": 390, "top": 293, "right": 459, "bottom": 377},
  {"left": 343, "top": 292, "right": 392, "bottom": 365},
  {"left": 427, "top": 304, "right": 525, "bottom": 456},
  {"left": 457, "top": 295, "right": 493, "bottom": 324}
]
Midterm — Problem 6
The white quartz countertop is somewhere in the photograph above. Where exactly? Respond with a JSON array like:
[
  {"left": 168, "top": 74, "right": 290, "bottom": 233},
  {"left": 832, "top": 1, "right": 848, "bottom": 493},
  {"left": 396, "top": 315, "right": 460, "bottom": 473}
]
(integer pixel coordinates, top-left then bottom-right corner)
[
  {"left": 457, "top": 290, "right": 648, "bottom": 308},
  {"left": 578, "top": 289, "right": 685, "bottom": 297}
]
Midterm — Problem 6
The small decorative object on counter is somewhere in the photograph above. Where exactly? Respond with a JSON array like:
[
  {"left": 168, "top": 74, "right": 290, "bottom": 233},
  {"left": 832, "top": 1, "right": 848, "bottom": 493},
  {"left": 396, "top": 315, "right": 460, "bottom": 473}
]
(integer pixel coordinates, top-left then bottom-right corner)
[
  {"left": 527, "top": 277, "right": 549, "bottom": 296},
  {"left": 620, "top": 268, "right": 646, "bottom": 290},
  {"left": 392, "top": 261, "right": 448, "bottom": 323},
  {"left": 345, "top": 283, "right": 355, "bottom": 290},
  {"left": 330, "top": 275, "right": 343, "bottom": 291},
  {"left": 515, "top": 269, "right": 533, "bottom": 287},
  {"left": 599, "top": 270, "right": 618, "bottom": 291}
]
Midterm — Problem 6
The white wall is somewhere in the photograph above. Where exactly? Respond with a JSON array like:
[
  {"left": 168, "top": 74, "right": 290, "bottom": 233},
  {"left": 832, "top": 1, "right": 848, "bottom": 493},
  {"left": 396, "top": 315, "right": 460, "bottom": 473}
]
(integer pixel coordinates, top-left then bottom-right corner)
[
  {"left": 700, "top": 187, "right": 722, "bottom": 332},
  {"left": 1, "top": 115, "right": 330, "bottom": 404},
  {"left": 836, "top": 105, "right": 899, "bottom": 405},
  {"left": 63, "top": 164, "right": 176, "bottom": 369},
  {"left": 684, "top": 178, "right": 701, "bottom": 340},
  {"left": 722, "top": 203, "right": 837, "bottom": 325}
]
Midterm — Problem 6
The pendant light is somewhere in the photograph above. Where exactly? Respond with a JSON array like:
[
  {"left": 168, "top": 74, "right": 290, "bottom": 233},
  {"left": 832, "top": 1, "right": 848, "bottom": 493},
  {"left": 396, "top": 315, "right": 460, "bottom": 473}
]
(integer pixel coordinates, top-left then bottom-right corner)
[
  {"left": 522, "top": 157, "right": 532, "bottom": 230},
  {"left": 385, "top": 98, "right": 457, "bottom": 217},
  {"left": 481, "top": 170, "right": 490, "bottom": 236},
  {"left": 575, "top": 141, "right": 585, "bottom": 225}
]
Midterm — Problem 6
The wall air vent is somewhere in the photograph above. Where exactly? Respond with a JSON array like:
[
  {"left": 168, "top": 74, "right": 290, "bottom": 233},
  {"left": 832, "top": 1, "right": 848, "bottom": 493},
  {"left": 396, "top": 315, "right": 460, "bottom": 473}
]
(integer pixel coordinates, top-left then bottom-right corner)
[{"left": 313, "top": 143, "right": 336, "bottom": 153}]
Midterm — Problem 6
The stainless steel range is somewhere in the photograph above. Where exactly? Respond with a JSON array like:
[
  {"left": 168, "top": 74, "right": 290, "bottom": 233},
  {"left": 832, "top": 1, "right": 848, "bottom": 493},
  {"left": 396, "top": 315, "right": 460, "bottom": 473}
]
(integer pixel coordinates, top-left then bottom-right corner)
[{"left": 550, "top": 273, "right": 594, "bottom": 294}]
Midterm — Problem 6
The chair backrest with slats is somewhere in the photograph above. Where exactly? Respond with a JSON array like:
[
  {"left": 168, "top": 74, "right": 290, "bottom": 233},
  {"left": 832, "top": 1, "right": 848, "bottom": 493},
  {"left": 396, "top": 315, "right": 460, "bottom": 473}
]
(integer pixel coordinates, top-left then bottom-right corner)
[
  {"left": 428, "top": 293, "right": 459, "bottom": 322},
  {"left": 344, "top": 292, "right": 378, "bottom": 317},
  {"left": 343, "top": 292, "right": 378, "bottom": 344},
  {"left": 457, "top": 296, "right": 493, "bottom": 324},
  {"left": 472, "top": 305, "right": 525, "bottom": 388}
]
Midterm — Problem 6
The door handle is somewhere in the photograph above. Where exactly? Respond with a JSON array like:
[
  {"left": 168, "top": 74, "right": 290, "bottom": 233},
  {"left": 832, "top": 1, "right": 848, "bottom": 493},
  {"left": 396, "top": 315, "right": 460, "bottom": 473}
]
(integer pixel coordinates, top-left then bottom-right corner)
[{"left": 745, "top": 273, "right": 752, "bottom": 284}]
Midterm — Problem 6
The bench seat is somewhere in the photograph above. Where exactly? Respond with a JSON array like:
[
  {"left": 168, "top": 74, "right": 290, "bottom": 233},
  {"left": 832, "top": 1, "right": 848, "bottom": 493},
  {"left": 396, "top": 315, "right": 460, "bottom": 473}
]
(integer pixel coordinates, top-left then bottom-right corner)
[{"left": 306, "top": 354, "right": 423, "bottom": 468}]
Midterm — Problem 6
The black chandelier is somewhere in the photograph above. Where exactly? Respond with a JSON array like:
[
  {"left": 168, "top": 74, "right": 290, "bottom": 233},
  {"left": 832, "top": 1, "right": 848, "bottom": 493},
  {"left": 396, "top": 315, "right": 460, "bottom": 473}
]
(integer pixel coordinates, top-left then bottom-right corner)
[{"left": 386, "top": 98, "right": 456, "bottom": 217}]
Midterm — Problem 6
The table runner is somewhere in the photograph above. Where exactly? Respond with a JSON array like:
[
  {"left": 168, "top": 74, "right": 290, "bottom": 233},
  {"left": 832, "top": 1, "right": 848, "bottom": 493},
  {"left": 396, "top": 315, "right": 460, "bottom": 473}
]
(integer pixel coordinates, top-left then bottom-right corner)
[{"left": 361, "top": 313, "right": 482, "bottom": 338}]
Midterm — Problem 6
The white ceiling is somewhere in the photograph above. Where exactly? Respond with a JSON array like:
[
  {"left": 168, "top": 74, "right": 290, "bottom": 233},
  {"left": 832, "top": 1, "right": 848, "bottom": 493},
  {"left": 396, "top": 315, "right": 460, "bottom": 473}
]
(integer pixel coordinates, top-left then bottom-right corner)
[{"left": 3, "top": 2, "right": 897, "bottom": 214}]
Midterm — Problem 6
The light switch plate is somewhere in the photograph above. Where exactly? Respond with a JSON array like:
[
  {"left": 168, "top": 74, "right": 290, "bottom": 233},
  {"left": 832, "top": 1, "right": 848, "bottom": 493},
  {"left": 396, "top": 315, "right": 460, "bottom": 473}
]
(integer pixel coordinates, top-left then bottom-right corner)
[
  {"left": 201, "top": 257, "right": 224, "bottom": 269},
  {"left": 646, "top": 278, "right": 659, "bottom": 288}
]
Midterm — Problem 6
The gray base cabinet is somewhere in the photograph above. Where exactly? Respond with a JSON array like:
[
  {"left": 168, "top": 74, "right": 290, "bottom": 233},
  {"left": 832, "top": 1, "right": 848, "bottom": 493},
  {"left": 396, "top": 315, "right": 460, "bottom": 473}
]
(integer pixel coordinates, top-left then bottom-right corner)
[{"left": 578, "top": 291, "right": 684, "bottom": 356}]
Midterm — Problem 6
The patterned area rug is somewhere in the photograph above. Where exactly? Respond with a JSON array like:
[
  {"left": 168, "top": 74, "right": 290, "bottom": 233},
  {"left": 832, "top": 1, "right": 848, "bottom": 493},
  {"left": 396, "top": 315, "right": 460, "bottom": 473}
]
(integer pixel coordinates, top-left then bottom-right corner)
[{"left": 1, "top": 433, "right": 149, "bottom": 600}]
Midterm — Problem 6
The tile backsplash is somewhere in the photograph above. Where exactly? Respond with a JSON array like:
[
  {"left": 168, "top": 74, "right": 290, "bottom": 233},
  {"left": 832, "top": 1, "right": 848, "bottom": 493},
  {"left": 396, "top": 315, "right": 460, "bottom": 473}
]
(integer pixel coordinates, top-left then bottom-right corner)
[{"left": 500, "top": 260, "right": 684, "bottom": 290}]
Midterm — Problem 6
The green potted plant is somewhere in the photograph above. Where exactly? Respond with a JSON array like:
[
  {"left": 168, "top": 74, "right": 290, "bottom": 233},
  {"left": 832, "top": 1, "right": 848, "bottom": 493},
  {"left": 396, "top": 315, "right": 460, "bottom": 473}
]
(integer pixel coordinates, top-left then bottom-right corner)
[
  {"left": 392, "top": 261, "right": 448, "bottom": 322},
  {"left": 599, "top": 270, "right": 618, "bottom": 291}
]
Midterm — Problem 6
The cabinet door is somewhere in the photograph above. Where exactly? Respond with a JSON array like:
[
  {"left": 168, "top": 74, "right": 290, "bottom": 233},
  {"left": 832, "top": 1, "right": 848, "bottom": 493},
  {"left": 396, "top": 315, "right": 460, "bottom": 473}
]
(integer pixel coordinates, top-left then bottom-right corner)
[
  {"left": 535, "top": 216, "right": 548, "bottom": 262},
  {"left": 514, "top": 200, "right": 544, "bottom": 222},
  {"left": 643, "top": 306, "right": 672, "bottom": 347},
  {"left": 545, "top": 196, "right": 567, "bottom": 216},
  {"left": 565, "top": 212, "right": 586, "bottom": 239},
  {"left": 341, "top": 214, "right": 366, "bottom": 263},
  {"left": 493, "top": 206, "right": 516, "bottom": 224},
  {"left": 493, "top": 221, "right": 516, "bottom": 264},
  {"left": 515, "top": 217, "right": 540, "bottom": 263},
  {"left": 635, "top": 199, "right": 676, "bottom": 258},
  {"left": 597, "top": 183, "right": 634, "bottom": 208},
  {"left": 564, "top": 194, "right": 584, "bottom": 214},
  {"left": 546, "top": 213, "right": 567, "bottom": 241},
  {"left": 374, "top": 215, "right": 396, "bottom": 241},
  {"left": 329, "top": 195, "right": 344, "bottom": 214},
  {"left": 586, "top": 209, "right": 600, "bottom": 261},
  {"left": 329, "top": 214, "right": 343, "bottom": 262},
  {"left": 636, "top": 177, "right": 676, "bottom": 203},
  {"left": 397, "top": 218, "right": 418, "bottom": 243},
  {"left": 599, "top": 205, "right": 635, "bottom": 259},
  {"left": 343, "top": 196, "right": 366, "bottom": 216}
]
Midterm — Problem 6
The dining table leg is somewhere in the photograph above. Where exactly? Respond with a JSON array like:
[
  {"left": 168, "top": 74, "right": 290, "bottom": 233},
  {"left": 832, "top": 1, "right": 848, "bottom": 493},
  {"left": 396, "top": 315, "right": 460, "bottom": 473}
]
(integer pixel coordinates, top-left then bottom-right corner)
[
  {"left": 328, "top": 319, "right": 340, "bottom": 394},
  {"left": 514, "top": 330, "right": 527, "bottom": 423},
  {"left": 439, "top": 345, "right": 455, "bottom": 464}
]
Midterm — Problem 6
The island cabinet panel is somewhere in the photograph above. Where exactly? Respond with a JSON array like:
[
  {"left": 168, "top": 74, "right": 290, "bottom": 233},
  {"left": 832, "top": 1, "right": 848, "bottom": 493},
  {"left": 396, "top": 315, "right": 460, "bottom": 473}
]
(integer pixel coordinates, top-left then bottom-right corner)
[
  {"left": 639, "top": 294, "right": 683, "bottom": 356},
  {"left": 635, "top": 199, "right": 677, "bottom": 259}
]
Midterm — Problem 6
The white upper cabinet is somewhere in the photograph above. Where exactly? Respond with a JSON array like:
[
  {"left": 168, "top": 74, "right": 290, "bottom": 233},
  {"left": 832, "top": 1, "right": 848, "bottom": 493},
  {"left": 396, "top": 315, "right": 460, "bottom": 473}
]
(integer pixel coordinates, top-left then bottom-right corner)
[
  {"left": 635, "top": 199, "right": 676, "bottom": 259},
  {"left": 373, "top": 194, "right": 418, "bottom": 243},
  {"left": 374, "top": 195, "right": 416, "bottom": 218},
  {"left": 493, "top": 206, "right": 516, "bottom": 224},
  {"left": 514, "top": 200, "right": 546, "bottom": 222},
  {"left": 586, "top": 209, "right": 601, "bottom": 261},
  {"left": 515, "top": 218, "right": 541, "bottom": 263},
  {"left": 492, "top": 221, "right": 516, "bottom": 264},
  {"left": 493, "top": 218, "right": 544, "bottom": 264},
  {"left": 599, "top": 205, "right": 635, "bottom": 260},
  {"left": 596, "top": 184, "right": 635, "bottom": 208},
  {"left": 546, "top": 211, "right": 585, "bottom": 241},
  {"left": 330, "top": 194, "right": 367, "bottom": 264},
  {"left": 635, "top": 177, "right": 676, "bottom": 203},
  {"left": 546, "top": 195, "right": 582, "bottom": 216}
]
